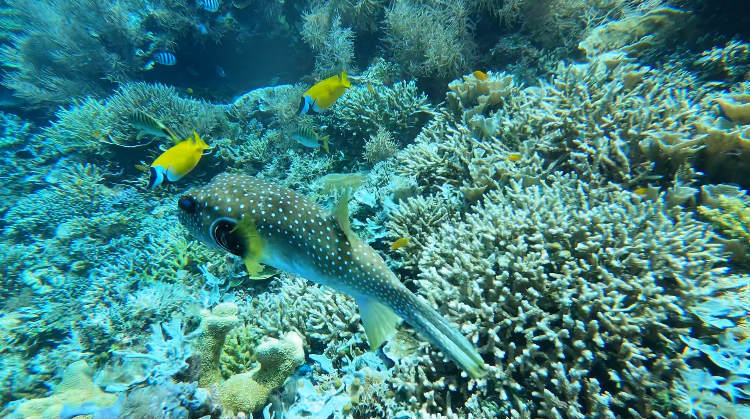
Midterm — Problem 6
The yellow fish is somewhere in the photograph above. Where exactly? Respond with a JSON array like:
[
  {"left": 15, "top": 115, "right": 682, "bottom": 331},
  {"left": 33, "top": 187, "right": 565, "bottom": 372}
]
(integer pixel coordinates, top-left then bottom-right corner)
[
  {"left": 633, "top": 187, "right": 649, "bottom": 197},
  {"left": 507, "top": 152, "right": 522, "bottom": 162},
  {"left": 147, "top": 132, "right": 210, "bottom": 189},
  {"left": 473, "top": 70, "right": 489, "bottom": 80},
  {"left": 298, "top": 71, "right": 351, "bottom": 115},
  {"left": 390, "top": 237, "right": 410, "bottom": 250},
  {"left": 367, "top": 83, "right": 375, "bottom": 94},
  {"left": 187, "top": 87, "right": 194, "bottom": 94}
]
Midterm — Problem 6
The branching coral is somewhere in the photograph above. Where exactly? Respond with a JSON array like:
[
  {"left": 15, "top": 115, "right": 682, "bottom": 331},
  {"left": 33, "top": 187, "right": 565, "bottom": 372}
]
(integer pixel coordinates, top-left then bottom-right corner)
[
  {"left": 698, "top": 184, "right": 750, "bottom": 245},
  {"left": 240, "top": 274, "right": 364, "bottom": 363},
  {"left": 327, "top": 79, "right": 434, "bottom": 147},
  {"left": 694, "top": 38, "right": 750, "bottom": 83},
  {"left": 578, "top": 6, "right": 692, "bottom": 61},
  {"left": 389, "top": 172, "right": 732, "bottom": 417},
  {"left": 511, "top": 59, "right": 706, "bottom": 186}
]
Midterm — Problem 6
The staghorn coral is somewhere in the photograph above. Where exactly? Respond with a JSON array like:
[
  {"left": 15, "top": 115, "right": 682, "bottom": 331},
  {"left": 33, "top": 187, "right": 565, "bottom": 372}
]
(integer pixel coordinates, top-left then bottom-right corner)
[
  {"left": 694, "top": 84, "right": 750, "bottom": 188},
  {"left": 694, "top": 38, "right": 750, "bottom": 84},
  {"left": 512, "top": 59, "right": 706, "bottom": 186},
  {"left": 239, "top": 274, "right": 364, "bottom": 363},
  {"left": 698, "top": 184, "right": 750, "bottom": 245},
  {"left": 578, "top": 6, "right": 692, "bottom": 61},
  {"left": 386, "top": 172, "right": 734, "bottom": 417}
]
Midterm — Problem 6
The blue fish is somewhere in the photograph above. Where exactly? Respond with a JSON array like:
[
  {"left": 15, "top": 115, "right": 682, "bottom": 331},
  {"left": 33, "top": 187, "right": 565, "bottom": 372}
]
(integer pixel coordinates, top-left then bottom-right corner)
[
  {"left": 177, "top": 174, "right": 486, "bottom": 378},
  {"left": 153, "top": 52, "right": 176, "bottom": 66}
]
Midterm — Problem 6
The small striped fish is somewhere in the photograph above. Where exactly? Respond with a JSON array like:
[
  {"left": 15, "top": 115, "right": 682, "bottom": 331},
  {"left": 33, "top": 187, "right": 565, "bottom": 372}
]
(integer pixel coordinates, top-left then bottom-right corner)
[
  {"left": 153, "top": 52, "right": 176, "bottom": 66},
  {"left": 130, "top": 110, "right": 179, "bottom": 142},
  {"left": 199, "top": 0, "right": 220, "bottom": 12},
  {"left": 292, "top": 126, "right": 329, "bottom": 153},
  {"left": 177, "top": 174, "right": 486, "bottom": 378}
]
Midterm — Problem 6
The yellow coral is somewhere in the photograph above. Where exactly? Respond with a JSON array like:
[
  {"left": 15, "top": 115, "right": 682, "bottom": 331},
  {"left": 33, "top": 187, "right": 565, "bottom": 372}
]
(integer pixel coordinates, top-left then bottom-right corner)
[
  {"left": 698, "top": 195, "right": 750, "bottom": 244},
  {"left": 216, "top": 332, "right": 305, "bottom": 414},
  {"left": 717, "top": 95, "right": 750, "bottom": 125},
  {"left": 197, "top": 302, "right": 240, "bottom": 387},
  {"left": 12, "top": 361, "right": 118, "bottom": 419}
]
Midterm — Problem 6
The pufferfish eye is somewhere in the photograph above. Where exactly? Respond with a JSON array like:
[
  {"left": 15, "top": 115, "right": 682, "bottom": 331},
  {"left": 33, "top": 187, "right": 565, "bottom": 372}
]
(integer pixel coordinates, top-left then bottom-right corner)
[{"left": 178, "top": 196, "right": 196, "bottom": 214}]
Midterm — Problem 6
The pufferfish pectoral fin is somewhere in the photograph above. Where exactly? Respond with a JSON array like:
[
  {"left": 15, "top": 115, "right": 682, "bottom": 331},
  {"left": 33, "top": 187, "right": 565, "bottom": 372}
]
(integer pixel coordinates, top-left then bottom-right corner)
[
  {"left": 356, "top": 296, "right": 399, "bottom": 351},
  {"left": 232, "top": 216, "right": 264, "bottom": 277}
]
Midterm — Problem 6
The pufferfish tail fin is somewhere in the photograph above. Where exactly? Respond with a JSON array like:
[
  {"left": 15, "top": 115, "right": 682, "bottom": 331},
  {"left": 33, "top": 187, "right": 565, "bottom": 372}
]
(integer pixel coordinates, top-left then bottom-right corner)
[{"left": 232, "top": 215, "right": 264, "bottom": 277}]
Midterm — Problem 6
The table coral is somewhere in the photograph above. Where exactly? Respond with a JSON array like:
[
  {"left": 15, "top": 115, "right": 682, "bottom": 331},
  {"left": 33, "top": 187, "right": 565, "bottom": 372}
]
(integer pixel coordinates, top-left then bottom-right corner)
[{"left": 10, "top": 360, "right": 117, "bottom": 419}]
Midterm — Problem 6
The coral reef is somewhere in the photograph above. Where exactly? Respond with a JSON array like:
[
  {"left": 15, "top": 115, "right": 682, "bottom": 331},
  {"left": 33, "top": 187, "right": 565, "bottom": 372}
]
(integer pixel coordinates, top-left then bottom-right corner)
[
  {"left": 383, "top": 0, "right": 476, "bottom": 79},
  {"left": 326, "top": 79, "right": 434, "bottom": 149},
  {"left": 217, "top": 332, "right": 305, "bottom": 414},
  {"left": 363, "top": 126, "right": 398, "bottom": 164},
  {"left": 196, "top": 303, "right": 240, "bottom": 387},
  {"left": 9, "top": 361, "right": 118, "bottom": 419},
  {"left": 386, "top": 172, "right": 737, "bottom": 417},
  {"left": 3, "top": 2, "right": 750, "bottom": 418},
  {"left": 0, "top": 0, "right": 233, "bottom": 108}
]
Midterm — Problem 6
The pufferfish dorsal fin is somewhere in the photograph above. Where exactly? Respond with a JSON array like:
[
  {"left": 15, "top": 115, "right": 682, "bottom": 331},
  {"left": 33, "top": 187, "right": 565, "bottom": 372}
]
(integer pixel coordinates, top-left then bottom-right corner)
[
  {"left": 233, "top": 215, "right": 264, "bottom": 277},
  {"left": 332, "top": 188, "right": 362, "bottom": 245}
]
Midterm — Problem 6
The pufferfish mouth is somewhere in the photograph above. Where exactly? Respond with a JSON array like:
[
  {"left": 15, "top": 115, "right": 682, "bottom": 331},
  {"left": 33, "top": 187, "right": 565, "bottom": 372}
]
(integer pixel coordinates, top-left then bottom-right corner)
[
  {"left": 210, "top": 218, "right": 245, "bottom": 256},
  {"left": 177, "top": 195, "right": 245, "bottom": 257}
]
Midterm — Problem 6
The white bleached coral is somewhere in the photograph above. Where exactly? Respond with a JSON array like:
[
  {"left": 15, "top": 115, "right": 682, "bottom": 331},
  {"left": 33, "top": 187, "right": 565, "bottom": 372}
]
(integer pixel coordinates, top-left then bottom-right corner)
[{"left": 386, "top": 171, "right": 735, "bottom": 417}]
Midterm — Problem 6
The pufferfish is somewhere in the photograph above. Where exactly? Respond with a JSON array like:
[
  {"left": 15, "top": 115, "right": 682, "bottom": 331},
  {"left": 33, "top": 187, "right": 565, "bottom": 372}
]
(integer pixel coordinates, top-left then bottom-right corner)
[
  {"left": 298, "top": 71, "right": 351, "bottom": 115},
  {"left": 147, "top": 132, "right": 210, "bottom": 189},
  {"left": 177, "top": 174, "right": 486, "bottom": 378}
]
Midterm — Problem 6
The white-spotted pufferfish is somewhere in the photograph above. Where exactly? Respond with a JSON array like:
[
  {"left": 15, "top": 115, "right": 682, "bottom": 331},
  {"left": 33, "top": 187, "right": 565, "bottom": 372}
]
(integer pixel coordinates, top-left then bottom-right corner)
[{"left": 177, "top": 173, "right": 486, "bottom": 378}]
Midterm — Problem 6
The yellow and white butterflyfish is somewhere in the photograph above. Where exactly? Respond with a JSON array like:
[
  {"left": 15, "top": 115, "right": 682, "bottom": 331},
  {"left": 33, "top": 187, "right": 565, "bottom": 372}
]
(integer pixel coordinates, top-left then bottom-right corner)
[
  {"left": 298, "top": 71, "right": 351, "bottom": 115},
  {"left": 147, "top": 132, "right": 210, "bottom": 189}
]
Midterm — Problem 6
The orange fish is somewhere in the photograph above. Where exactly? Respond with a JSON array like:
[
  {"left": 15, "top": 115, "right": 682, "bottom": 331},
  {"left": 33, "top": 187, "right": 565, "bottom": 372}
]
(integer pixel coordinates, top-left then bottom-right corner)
[
  {"left": 390, "top": 237, "right": 410, "bottom": 250},
  {"left": 507, "top": 153, "right": 522, "bottom": 162},
  {"left": 473, "top": 71, "right": 488, "bottom": 80}
]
